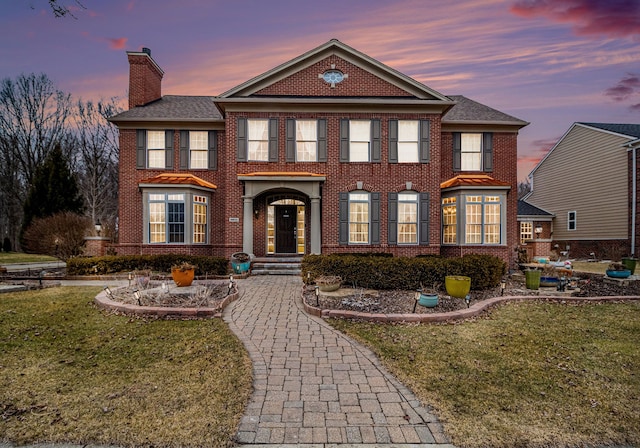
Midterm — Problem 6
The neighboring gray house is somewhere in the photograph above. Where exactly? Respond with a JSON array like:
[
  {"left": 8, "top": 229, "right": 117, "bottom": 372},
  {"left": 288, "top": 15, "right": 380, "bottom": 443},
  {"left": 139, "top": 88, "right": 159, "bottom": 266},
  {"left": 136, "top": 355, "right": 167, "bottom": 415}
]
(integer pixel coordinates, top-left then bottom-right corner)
[{"left": 525, "top": 122, "right": 640, "bottom": 259}]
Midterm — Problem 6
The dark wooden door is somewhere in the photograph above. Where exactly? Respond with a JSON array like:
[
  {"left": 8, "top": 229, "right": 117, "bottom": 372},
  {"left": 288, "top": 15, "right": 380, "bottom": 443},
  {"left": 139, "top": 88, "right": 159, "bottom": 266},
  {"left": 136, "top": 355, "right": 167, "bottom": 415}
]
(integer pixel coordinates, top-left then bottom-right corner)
[{"left": 275, "top": 206, "right": 297, "bottom": 253}]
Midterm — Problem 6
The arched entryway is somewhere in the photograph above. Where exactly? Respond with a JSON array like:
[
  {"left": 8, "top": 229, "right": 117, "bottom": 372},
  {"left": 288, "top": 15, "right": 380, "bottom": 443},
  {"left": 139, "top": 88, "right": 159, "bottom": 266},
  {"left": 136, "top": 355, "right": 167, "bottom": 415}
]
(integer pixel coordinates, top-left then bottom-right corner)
[{"left": 238, "top": 172, "right": 325, "bottom": 256}]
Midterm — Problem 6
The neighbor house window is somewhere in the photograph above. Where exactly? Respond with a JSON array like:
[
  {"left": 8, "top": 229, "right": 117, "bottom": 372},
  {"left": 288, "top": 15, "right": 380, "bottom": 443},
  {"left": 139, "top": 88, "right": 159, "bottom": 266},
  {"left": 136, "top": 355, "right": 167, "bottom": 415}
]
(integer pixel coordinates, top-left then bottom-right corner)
[
  {"left": 295, "top": 119, "right": 317, "bottom": 161},
  {"left": 398, "top": 120, "right": 419, "bottom": 163},
  {"left": 568, "top": 211, "right": 576, "bottom": 230},
  {"left": 349, "top": 192, "right": 370, "bottom": 243},
  {"left": 248, "top": 119, "right": 269, "bottom": 161},
  {"left": 397, "top": 192, "right": 418, "bottom": 243},
  {"left": 350, "top": 120, "right": 371, "bottom": 162},
  {"left": 442, "top": 197, "right": 457, "bottom": 244},
  {"left": 189, "top": 131, "right": 208, "bottom": 169},
  {"left": 147, "top": 130, "right": 166, "bottom": 169},
  {"left": 442, "top": 193, "right": 505, "bottom": 245},
  {"left": 146, "top": 192, "right": 209, "bottom": 244},
  {"left": 520, "top": 221, "right": 533, "bottom": 244}
]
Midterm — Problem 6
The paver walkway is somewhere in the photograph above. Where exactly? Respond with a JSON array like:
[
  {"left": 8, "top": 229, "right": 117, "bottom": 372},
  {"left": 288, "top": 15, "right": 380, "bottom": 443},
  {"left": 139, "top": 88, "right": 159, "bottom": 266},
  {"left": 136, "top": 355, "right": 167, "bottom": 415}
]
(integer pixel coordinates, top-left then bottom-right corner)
[{"left": 224, "top": 275, "right": 453, "bottom": 446}]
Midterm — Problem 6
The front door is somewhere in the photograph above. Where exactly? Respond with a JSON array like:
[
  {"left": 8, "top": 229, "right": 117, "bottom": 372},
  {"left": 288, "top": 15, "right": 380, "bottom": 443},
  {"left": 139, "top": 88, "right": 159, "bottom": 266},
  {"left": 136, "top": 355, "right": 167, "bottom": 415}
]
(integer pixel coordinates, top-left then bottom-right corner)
[{"left": 275, "top": 205, "right": 297, "bottom": 253}]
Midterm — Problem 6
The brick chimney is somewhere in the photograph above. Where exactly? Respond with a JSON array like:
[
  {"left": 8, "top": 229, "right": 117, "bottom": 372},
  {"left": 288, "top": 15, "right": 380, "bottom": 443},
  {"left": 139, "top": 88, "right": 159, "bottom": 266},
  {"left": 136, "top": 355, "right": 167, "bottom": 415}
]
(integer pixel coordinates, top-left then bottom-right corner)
[{"left": 127, "top": 47, "right": 164, "bottom": 109}]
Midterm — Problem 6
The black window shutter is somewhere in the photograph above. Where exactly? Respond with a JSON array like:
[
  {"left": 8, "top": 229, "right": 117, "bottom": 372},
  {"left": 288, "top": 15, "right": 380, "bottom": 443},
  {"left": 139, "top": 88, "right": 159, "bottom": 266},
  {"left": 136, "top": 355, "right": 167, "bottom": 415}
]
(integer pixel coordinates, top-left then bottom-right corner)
[
  {"left": 208, "top": 130, "right": 218, "bottom": 170},
  {"left": 483, "top": 132, "right": 493, "bottom": 172},
  {"left": 237, "top": 117, "right": 247, "bottom": 162},
  {"left": 179, "top": 130, "right": 189, "bottom": 169},
  {"left": 339, "top": 119, "right": 349, "bottom": 162},
  {"left": 388, "top": 192, "right": 398, "bottom": 245},
  {"left": 371, "top": 192, "right": 380, "bottom": 245},
  {"left": 453, "top": 132, "right": 461, "bottom": 171},
  {"left": 136, "top": 129, "right": 146, "bottom": 168},
  {"left": 419, "top": 192, "right": 430, "bottom": 245},
  {"left": 165, "top": 130, "right": 174, "bottom": 169},
  {"left": 268, "top": 118, "right": 278, "bottom": 162},
  {"left": 339, "top": 192, "right": 349, "bottom": 245},
  {"left": 285, "top": 119, "right": 295, "bottom": 162},
  {"left": 317, "top": 119, "right": 327, "bottom": 162},
  {"left": 419, "top": 120, "right": 431, "bottom": 163},
  {"left": 371, "top": 119, "right": 381, "bottom": 162},
  {"left": 388, "top": 120, "right": 398, "bottom": 163}
]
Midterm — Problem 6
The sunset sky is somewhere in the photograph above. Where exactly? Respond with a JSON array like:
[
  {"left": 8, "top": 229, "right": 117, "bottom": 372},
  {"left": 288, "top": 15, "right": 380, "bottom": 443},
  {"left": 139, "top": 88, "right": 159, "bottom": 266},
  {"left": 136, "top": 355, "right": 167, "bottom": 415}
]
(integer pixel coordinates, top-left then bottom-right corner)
[{"left": 1, "top": 0, "right": 639, "bottom": 181}]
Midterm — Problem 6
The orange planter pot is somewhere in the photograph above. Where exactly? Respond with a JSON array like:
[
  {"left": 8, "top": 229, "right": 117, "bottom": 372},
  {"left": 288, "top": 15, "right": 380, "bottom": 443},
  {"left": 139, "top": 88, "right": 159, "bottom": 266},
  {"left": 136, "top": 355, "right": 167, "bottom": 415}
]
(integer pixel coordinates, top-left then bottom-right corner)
[{"left": 171, "top": 268, "right": 195, "bottom": 287}]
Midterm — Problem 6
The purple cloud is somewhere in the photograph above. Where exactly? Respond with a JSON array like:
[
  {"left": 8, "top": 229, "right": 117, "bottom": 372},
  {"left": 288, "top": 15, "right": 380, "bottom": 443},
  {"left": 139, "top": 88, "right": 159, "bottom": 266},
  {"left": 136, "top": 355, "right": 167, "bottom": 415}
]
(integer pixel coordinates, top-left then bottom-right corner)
[
  {"left": 604, "top": 74, "right": 640, "bottom": 111},
  {"left": 510, "top": 0, "right": 640, "bottom": 38}
]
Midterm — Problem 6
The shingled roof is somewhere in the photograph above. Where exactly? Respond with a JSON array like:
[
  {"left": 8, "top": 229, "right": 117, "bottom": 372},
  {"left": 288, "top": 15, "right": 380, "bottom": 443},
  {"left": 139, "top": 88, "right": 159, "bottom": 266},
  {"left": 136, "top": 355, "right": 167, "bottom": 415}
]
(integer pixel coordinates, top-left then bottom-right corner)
[
  {"left": 517, "top": 199, "right": 553, "bottom": 217},
  {"left": 443, "top": 95, "right": 528, "bottom": 126},
  {"left": 110, "top": 95, "right": 223, "bottom": 122},
  {"left": 579, "top": 123, "right": 640, "bottom": 139}
]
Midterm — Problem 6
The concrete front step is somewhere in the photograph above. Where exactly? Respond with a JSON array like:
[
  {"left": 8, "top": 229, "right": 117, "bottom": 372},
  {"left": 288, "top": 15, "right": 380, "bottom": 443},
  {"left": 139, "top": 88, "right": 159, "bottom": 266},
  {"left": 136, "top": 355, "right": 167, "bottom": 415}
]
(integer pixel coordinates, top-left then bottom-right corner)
[{"left": 251, "top": 257, "right": 302, "bottom": 276}]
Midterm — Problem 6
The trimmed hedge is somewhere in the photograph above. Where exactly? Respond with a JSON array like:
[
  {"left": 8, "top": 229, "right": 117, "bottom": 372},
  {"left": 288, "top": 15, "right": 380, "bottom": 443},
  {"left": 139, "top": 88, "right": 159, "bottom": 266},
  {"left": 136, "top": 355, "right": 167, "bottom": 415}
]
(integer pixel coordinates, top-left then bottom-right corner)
[
  {"left": 301, "top": 253, "right": 506, "bottom": 291},
  {"left": 66, "top": 254, "right": 229, "bottom": 276}
]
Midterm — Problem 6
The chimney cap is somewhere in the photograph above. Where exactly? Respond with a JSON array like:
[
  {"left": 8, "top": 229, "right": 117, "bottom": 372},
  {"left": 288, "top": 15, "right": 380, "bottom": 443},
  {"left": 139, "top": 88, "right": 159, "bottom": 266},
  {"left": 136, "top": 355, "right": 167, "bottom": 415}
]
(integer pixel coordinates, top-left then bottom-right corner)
[{"left": 142, "top": 47, "right": 151, "bottom": 56}]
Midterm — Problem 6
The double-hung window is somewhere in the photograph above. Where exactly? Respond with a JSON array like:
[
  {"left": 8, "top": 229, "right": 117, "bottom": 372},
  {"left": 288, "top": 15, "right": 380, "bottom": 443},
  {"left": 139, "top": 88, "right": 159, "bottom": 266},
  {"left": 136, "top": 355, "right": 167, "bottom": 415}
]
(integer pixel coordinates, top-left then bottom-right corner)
[
  {"left": 248, "top": 119, "right": 269, "bottom": 161},
  {"left": 145, "top": 192, "right": 209, "bottom": 244},
  {"left": 295, "top": 120, "right": 317, "bottom": 161},
  {"left": 147, "top": 130, "right": 166, "bottom": 169},
  {"left": 453, "top": 132, "right": 493, "bottom": 172},
  {"left": 397, "top": 193, "right": 418, "bottom": 244},
  {"left": 350, "top": 121, "right": 371, "bottom": 162},
  {"left": 442, "top": 197, "right": 457, "bottom": 244},
  {"left": 398, "top": 121, "right": 419, "bottom": 163},
  {"left": 349, "top": 192, "right": 370, "bottom": 243},
  {"left": 520, "top": 221, "right": 533, "bottom": 243},
  {"left": 189, "top": 131, "right": 208, "bottom": 168},
  {"left": 568, "top": 211, "right": 577, "bottom": 230}
]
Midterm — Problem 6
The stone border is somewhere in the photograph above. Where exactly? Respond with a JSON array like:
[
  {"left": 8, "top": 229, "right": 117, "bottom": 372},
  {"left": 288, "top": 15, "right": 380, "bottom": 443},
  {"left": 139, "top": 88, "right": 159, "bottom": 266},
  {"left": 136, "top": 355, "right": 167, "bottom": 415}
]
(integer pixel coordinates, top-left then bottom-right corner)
[
  {"left": 302, "top": 291, "right": 640, "bottom": 323},
  {"left": 94, "top": 285, "right": 239, "bottom": 319}
]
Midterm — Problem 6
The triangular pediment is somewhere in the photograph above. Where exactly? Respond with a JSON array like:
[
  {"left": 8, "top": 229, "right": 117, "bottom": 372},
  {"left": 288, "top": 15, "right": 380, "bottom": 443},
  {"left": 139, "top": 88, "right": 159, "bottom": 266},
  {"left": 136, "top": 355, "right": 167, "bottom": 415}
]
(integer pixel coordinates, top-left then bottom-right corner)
[{"left": 220, "top": 39, "right": 449, "bottom": 101}]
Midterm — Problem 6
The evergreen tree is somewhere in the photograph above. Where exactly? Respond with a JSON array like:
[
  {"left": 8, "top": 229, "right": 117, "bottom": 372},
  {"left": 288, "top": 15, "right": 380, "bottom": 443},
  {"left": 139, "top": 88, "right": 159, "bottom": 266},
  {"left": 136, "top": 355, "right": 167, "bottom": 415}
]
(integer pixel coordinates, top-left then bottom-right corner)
[{"left": 21, "top": 144, "right": 84, "bottom": 239}]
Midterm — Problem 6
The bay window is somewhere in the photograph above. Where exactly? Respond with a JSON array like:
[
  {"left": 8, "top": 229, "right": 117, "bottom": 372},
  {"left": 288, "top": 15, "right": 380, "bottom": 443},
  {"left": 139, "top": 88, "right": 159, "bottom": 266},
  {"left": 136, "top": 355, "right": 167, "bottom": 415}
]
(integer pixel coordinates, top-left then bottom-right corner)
[
  {"left": 144, "top": 191, "right": 209, "bottom": 244},
  {"left": 441, "top": 192, "right": 505, "bottom": 245}
]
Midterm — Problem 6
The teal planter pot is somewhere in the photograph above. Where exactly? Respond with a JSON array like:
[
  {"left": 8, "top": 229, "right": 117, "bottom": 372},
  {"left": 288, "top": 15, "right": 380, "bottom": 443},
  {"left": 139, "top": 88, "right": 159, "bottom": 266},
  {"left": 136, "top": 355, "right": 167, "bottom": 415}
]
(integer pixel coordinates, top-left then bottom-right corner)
[
  {"left": 418, "top": 293, "right": 439, "bottom": 308},
  {"left": 606, "top": 269, "right": 631, "bottom": 279}
]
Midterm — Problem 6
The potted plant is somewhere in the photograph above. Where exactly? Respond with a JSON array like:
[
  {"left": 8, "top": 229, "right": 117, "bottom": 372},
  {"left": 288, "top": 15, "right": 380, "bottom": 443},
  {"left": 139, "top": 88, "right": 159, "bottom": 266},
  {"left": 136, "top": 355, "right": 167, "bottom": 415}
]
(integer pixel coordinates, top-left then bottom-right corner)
[
  {"left": 606, "top": 262, "right": 631, "bottom": 279},
  {"left": 416, "top": 283, "right": 439, "bottom": 308},
  {"left": 231, "top": 252, "right": 251, "bottom": 274},
  {"left": 445, "top": 275, "right": 471, "bottom": 298},
  {"left": 540, "top": 264, "right": 560, "bottom": 288},
  {"left": 621, "top": 256, "right": 637, "bottom": 274},
  {"left": 171, "top": 261, "right": 196, "bottom": 287},
  {"left": 315, "top": 275, "right": 342, "bottom": 292}
]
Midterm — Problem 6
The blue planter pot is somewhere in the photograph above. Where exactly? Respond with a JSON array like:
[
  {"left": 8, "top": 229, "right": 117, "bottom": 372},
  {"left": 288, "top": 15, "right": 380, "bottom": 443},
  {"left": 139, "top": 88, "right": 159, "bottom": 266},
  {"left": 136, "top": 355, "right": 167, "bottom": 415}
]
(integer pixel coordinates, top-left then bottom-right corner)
[
  {"left": 606, "top": 269, "right": 631, "bottom": 279},
  {"left": 540, "top": 276, "right": 560, "bottom": 287},
  {"left": 418, "top": 293, "right": 439, "bottom": 308}
]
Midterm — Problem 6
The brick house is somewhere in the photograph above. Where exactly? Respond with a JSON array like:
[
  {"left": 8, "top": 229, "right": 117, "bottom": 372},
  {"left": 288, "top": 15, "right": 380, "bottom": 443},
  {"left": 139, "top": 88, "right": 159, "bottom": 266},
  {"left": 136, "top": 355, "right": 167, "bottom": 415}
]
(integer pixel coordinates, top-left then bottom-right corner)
[{"left": 109, "top": 39, "right": 528, "bottom": 266}]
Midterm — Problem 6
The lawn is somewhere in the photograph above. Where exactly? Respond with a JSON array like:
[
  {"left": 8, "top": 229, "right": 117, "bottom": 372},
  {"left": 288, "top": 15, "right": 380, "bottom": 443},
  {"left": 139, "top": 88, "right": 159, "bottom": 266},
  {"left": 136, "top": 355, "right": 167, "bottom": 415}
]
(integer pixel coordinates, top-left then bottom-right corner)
[
  {"left": 0, "top": 287, "right": 252, "bottom": 448},
  {"left": 330, "top": 300, "right": 640, "bottom": 448},
  {"left": 0, "top": 252, "right": 60, "bottom": 264}
]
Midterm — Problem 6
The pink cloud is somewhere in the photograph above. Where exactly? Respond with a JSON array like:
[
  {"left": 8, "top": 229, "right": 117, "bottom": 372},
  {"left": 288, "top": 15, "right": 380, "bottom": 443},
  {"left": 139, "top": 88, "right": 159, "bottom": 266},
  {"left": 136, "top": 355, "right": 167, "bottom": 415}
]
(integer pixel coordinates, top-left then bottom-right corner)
[
  {"left": 510, "top": 0, "right": 640, "bottom": 38},
  {"left": 107, "top": 37, "right": 128, "bottom": 50}
]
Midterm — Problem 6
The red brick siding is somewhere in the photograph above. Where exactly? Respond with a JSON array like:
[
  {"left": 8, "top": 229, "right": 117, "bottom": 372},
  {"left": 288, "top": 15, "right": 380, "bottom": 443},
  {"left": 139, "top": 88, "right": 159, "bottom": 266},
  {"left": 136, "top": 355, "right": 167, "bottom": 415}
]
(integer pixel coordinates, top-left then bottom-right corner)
[{"left": 255, "top": 56, "right": 414, "bottom": 97}]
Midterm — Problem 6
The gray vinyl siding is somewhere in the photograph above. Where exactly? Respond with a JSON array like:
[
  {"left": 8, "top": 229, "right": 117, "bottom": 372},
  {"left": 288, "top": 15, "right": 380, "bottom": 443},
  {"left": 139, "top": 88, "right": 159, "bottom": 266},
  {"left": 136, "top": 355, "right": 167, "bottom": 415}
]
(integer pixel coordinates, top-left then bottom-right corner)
[{"left": 528, "top": 125, "right": 629, "bottom": 240}]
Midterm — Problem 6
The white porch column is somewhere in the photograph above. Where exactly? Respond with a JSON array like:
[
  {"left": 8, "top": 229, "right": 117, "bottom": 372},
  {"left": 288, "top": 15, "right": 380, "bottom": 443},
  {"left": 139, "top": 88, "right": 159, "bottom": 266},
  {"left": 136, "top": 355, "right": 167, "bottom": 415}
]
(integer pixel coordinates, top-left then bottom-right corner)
[
  {"left": 310, "top": 196, "right": 321, "bottom": 254},
  {"left": 242, "top": 196, "right": 254, "bottom": 255}
]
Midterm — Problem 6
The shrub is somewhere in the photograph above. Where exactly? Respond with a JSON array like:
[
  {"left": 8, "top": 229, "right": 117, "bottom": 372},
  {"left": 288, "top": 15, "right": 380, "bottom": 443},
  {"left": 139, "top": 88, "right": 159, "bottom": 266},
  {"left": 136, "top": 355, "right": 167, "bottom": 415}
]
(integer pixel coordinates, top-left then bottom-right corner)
[
  {"left": 301, "top": 253, "right": 506, "bottom": 291},
  {"left": 66, "top": 254, "right": 228, "bottom": 276},
  {"left": 21, "top": 212, "right": 91, "bottom": 261}
]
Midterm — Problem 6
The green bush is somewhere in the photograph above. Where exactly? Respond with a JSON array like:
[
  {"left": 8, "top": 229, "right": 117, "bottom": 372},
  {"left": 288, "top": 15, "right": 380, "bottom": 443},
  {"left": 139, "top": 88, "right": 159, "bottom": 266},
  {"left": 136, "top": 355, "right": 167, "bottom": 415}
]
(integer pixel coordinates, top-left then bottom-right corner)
[
  {"left": 67, "top": 254, "right": 229, "bottom": 276},
  {"left": 301, "top": 253, "right": 506, "bottom": 291}
]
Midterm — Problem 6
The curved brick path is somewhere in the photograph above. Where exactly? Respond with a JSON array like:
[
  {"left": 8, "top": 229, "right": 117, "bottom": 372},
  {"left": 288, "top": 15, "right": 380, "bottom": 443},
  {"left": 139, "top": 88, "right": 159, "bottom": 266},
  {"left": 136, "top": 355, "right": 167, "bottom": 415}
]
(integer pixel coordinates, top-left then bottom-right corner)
[{"left": 223, "top": 275, "right": 453, "bottom": 446}]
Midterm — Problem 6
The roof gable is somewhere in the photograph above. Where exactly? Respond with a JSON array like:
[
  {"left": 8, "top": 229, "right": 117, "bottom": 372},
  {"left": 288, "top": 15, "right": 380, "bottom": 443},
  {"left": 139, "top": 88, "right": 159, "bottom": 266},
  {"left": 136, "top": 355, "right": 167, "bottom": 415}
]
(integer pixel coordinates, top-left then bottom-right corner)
[{"left": 220, "top": 39, "right": 450, "bottom": 101}]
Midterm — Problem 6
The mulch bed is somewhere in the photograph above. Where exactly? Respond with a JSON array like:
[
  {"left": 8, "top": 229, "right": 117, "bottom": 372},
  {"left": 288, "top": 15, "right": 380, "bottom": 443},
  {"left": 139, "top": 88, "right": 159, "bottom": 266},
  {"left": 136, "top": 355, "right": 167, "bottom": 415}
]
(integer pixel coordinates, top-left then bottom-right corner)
[{"left": 303, "top": 274, "right": 640, "bottom": 315}]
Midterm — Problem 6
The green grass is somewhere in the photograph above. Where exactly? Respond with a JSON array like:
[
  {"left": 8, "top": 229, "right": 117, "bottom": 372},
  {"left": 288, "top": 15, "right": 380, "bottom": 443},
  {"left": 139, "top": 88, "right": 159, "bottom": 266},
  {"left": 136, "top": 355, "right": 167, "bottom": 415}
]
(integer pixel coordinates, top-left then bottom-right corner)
[
  {"left": 0, "top": 252, "right": 60, "bottom": 264},
  {"left": 0, "top": 287, "right": 252, "bottom": 448},
  {"left": 330, "top": 301, "right": 640, "bottom": 448}
]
